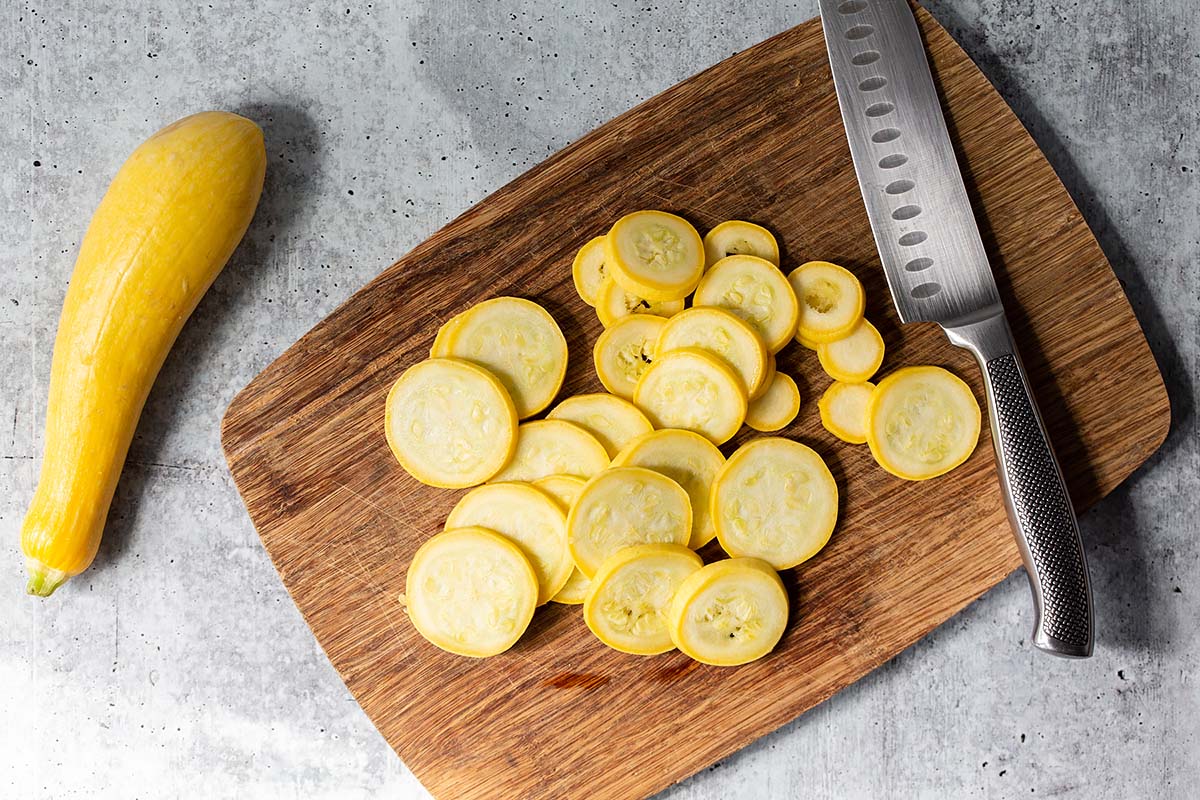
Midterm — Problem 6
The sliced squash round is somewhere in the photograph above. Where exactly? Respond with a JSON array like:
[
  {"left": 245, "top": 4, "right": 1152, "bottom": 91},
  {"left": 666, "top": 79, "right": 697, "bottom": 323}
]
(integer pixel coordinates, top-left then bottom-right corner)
[
  {"left": 656, "top": 306, "right": 770, "bottom": 398},
  {"left": 546, "top": 393, "right": 654, "bottom": 458},
  {"left": 744, "top": 371, "right": 801, "bottom": 432},
  {"left": 429, "top": 311, "right": 466, "bottom": 358},
  {"left": 405, "top": 526, "right": 537, "bottom": 657},
  {"left": 703, "top": 220, "right": 780, "bottom": 268},
  {"left": 866, "top": 366, "right": 981, "bottom": 480},
  {"left": 692, "top": 254, "right": 799, "bottom": 353},
  {"left": 788, "top": 261, "right": 865, "bottom": 344},
  {"left": 533, "top": 475, "right": 590, "bottom": 604},
  {"left": 605, "top": 210, "right": 705, "bottom": 301},
  {"left": 437, "top": 296, "right": 567, "bottom": 418},
  {"left": 572, "top": 235, "right": 608, "bottom": 307},
  {"left": 752, "top": 351, "right": 777, "bottom": 401},
  {"left": 567, "top": 466, "right": 692, "bottom": 578},
  {"left": 445, "top": 482, "right": 572, "bottom": 605},
  {"left": 712, "top": 437, "right": 838, "bottom": 569},
  {"left": 668, "top": 557, "right": 788, "bottom": 666},
  {"left": 595, "top": 278, "right": 685, "bottom": 328},
  {"left": 584, "top": 543, "right": 703, "bottom": 655},
  {"left": 550, "top": 568, "right": 590, "bottom": 606},
  {"left": 817, "top": 318, "right": 884, "bottom": 383},
  {"left": 612, "top": 428, "right": 725, "bottom": 549},
  {"left": 385, "top": 357, "right": 517, "bottom": 488},
  {"left": 533, "top": 474, "right": 587, "bottom": 511},
  {"left": 794, "top": 328, "right": 822, "bottom": 351},
  {"left": 633, "top": 348, "right": 747, "bottom": 445},
  {"left": 491, "top": 419, "right": 610, "bottom": 483},
  {"left": 593, "top": 314, "right": 668, "bottom": 400},
  {"left": 818, "top": 380, "right": 876, "bottom": 444}
]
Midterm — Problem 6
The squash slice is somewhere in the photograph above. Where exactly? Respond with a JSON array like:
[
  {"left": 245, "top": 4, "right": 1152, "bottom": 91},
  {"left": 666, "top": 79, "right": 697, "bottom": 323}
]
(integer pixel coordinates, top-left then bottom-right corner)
[
  {"left": 547, "top": 393, "right": 654, "bottom": 458},
  {"left": 405, "top": 526, "right": 538, "bottom": 657},
  {"left": 572, "top": 235, "right": 608, "bottom": 307},
  {"left": 633, "top": 348, "right": 747, "bottom": 445},
  {"left": 436, "top": 296, "right": 567, "bottom": 418},
  {"left": 533, "top": 474, "right": 586, "bottom": 510},
  {"left": 534, "top": 475, "right": 591, "bottom": 604},
  {"left": 612, "top": 428, "right": 725, "bottom": 549},
  {"left": 703, "top": 220, "right": 780, "bottom": 268},
  {"left": 818, "top": 381, "right": 876, "bottom": 444},
  {"left": 605, "top": 210, "right": 705, "bottom": 301},
  {"left": 712, "top": 438, "right": 838, "bottom": 569},
  {"left": 744, "top": 371, "right": 801, "bottom": 433},
  {"left": 668, "top": 558, "right": 788, "bottom": 666},
  {"left": 385, "top": 357, "right": 517, "bottom": 488},
  {"left": 817, "top": 319, "right": 884, "bottom": 383},
  {"left": 491, "top": 419, "right": 610, "bottom": 482},
  {"left": 550, "top": 568, "right": 591, "bottom": 606},
  {"left": 596, "top": 278, "right": 685, "bottom": 328},
  {"left": 567, "top": 466, "right": 692, "bottom": 577},
  {"left": 752, "top": 351, "right": 777, "bottom": 401},
  {"left": 693, "top": 254, "right": 799, "bottom": 352},
  {"left": 795, "top": 329, "right": 821, "bottom": 351},
  {"left": 428, "top": 313, "right": 460, "bottom": 357},
  {"left": 656, "top": 306, "right": 770, "bottom": 398},
  {"left": 788, "top": 261, "right": 865, "bottom": 344},
  {"left": 584, "top": 544, "right": 703, "bottom": 655},
  {"left": 593, "top": 314, "right": 668, "bottom": 400},
  {"left": 866, "top": 366, "right": 981, "bottom": 480},
  {"left": 445, "top": 482, "right": 572, "bottom": 605}
]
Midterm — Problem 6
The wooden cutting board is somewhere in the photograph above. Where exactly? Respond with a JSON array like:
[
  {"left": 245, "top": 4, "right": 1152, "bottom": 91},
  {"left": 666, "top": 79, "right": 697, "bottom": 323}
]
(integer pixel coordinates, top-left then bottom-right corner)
[{"left": 221, "top": 7, "right": 1169, "bottom": 799}]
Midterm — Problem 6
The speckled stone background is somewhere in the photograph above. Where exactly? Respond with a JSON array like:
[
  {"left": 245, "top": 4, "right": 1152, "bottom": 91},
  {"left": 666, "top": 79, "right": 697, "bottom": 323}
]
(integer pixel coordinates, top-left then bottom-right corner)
[{"left": 1, "top": 1, "right": 1196, "bottom": 797}]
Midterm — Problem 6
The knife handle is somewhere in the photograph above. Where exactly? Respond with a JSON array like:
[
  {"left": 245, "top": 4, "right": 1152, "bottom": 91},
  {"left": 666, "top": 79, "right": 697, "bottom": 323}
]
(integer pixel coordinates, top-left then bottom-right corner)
[{"left": 944, "top": 311, "right": 1094, "bottom": 658}]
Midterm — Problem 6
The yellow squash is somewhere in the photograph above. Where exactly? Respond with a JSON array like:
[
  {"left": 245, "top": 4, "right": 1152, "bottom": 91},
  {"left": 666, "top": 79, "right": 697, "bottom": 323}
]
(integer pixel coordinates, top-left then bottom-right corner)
[{"left": 21, "top": 111, "right": 266, "bottom": 596}]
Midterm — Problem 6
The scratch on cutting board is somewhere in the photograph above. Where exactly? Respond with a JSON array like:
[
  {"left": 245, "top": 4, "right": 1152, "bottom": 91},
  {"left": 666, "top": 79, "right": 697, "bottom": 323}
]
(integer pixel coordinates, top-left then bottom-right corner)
[
  {"left": 316, "top": 551, "right": 376, "bottom": 593},
  {"left": 345, "top": 539, "right": 414, "bottom": 662},
  {"left": 375, "top": 592, "right": 414, "bottom": 663},
  {"left": 471, "top": 256, "right": 512, "bottom": 290},
  {"left": 309, "top": 531, "right": 415, "bottom": 662},
  {"left": 481, "top": 656, "right": 521, "bottom": 693},
  {"left": 315, "top": 485, "right": 419, "bottom": 660},
  {"left": 421, "top": 307, "right": 444, "bottom": 333},
  {"left": 639, "top": 174, "right": 723, "bottom": 214},
  {"left": 506, "top": 644, "right": 554, "bottom": 681},
  {"left": 333, "top": 481, "right": 424, "bottom": 537}
]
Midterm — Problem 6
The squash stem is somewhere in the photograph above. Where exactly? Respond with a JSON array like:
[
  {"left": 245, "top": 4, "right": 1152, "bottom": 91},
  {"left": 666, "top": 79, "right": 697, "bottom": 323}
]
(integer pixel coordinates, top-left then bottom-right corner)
[{"left": 26, "top": 560, "right": 70, "bottom": 597}]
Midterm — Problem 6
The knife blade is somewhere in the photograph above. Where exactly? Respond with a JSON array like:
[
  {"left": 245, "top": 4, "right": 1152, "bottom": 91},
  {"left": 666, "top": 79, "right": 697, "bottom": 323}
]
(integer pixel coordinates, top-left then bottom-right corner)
[{"left": 819, "top": 0, "right": 1095, "bottom": 657}]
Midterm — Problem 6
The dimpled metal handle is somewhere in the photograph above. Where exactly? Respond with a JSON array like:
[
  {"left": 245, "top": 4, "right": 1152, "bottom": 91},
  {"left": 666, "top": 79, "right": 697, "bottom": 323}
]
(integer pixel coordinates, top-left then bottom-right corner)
[{"left": 945, "top": 311, "right": 1094, "bottom": 658}]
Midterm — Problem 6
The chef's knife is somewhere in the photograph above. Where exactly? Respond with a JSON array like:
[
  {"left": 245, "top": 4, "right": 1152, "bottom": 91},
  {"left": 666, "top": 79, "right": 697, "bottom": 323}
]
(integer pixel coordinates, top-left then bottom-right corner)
[{"left": 818, "top": 0, "right": 1093, "bottom": 657}]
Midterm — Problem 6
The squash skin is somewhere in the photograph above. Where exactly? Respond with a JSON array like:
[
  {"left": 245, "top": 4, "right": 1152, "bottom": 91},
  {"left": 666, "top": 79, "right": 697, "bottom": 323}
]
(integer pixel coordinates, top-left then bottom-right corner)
[{"left": 21, "top": 111, "right": 266, "bottom": 595}]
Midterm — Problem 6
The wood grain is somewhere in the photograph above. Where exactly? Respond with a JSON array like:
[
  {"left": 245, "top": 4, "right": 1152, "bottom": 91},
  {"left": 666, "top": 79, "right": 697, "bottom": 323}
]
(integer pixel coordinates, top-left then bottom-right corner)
[{"left": 221, "top": 8, "right": 1169, "bottom": 800}]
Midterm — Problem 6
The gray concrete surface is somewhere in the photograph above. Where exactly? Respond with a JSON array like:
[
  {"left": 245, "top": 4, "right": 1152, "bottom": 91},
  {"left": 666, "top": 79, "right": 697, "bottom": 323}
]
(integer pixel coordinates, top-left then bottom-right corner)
[{"left": 1, "top": 0, "right": 1196, "bottom": 797}]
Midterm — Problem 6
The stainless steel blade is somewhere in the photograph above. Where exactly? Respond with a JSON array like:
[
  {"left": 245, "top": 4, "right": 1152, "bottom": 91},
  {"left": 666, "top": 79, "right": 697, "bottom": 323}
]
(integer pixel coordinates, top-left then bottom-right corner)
[{"left": 819, "top": 0, "right": 1001, "bottom": 325}]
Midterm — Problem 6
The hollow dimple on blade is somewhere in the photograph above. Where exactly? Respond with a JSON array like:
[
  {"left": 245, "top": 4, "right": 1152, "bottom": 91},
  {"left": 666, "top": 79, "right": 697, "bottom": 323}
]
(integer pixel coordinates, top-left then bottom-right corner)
[{"left": 819, "top": 0, "right": 1002, "bottom": 325}]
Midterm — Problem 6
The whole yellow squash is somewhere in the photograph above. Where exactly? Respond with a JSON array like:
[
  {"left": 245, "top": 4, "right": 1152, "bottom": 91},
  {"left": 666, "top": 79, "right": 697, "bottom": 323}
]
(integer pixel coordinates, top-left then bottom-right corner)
[{"left": 21, "top": 111, "right": 266, "bottom": 596}]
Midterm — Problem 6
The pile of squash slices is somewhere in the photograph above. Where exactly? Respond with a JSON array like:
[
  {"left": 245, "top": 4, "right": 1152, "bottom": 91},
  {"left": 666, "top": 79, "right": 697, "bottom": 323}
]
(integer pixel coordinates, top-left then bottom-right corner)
[{"left": 387, "top": 211, "right": 981, "bottom": 665}]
